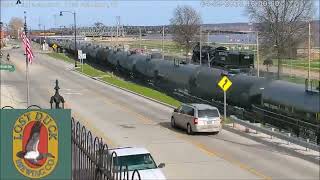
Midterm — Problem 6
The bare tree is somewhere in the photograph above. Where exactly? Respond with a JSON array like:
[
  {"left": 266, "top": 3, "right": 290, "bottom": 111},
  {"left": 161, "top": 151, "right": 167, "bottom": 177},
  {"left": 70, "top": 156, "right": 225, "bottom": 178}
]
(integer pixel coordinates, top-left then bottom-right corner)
[
  {"left": 94, "top": 22, "right": 104, "bottom": 28},
  {"left": 247, "top": 0, "right": 315, "bottom": 79},
  {"left": 8, "top": 17, "right": 24, "bottom": 39},
  {"left": 170, "top": 5, "right": 202, "bottom": 57}
]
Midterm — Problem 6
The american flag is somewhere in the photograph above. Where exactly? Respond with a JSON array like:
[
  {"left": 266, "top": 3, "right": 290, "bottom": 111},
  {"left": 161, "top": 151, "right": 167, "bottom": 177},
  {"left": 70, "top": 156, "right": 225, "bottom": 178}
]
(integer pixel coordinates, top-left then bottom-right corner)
[{"left": 20, "top": 31, "right": 34, "bottom": 64}]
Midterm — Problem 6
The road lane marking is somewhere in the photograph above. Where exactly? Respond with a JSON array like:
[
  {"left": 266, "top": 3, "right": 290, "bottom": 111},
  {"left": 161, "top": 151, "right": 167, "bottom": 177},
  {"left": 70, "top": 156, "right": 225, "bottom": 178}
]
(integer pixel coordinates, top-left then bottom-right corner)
[
  {"left": 45, "top": 88, "right": 117, "bottom": 147},
  {"left": 99, "top": 95, "right": 271, "bottom": 179},
  {"left": 101, "top": 97, "right": 271, "bottom": 180},
  {"left": 63, "top": 92, "right": 82, "bottom": 95},
  {"left": 71, "top": 110, "right": 117, "bottom": 147},
  {"left": 102, "top": 98, "right": 154, "bottom": 125}
]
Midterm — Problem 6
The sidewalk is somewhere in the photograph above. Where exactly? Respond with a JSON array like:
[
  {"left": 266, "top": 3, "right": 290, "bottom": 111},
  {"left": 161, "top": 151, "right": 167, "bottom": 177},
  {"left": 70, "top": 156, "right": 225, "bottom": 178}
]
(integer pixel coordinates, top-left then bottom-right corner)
[
  {"left": 224, "top": 123, "right": 320, "bottom": 163},
  {"left": 0, "top": 83, "right": 25, "bottom": 108}
]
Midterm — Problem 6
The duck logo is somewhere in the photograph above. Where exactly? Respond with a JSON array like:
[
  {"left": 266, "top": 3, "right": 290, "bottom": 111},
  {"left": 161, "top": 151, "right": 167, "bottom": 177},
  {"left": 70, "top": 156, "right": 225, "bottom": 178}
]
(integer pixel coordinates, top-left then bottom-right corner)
[{"left": 12, "top": 111, "right": 58, "bottom": 178}]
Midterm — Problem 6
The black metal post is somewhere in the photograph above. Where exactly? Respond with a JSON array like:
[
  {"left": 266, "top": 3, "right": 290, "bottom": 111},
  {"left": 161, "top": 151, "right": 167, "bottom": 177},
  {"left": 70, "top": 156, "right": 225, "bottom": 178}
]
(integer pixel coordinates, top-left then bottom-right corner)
[{"left": 50, "top": 79, "right": 65, "bottom": 109}]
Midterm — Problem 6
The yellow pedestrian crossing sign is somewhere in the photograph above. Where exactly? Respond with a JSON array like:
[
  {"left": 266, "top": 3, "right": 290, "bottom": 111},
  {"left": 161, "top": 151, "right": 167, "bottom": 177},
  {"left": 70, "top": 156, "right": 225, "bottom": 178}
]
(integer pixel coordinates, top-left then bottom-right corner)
[
  {"left": 52, "top": 44, "right": 57, "bottom": 49},
  {"left": 218, "top": 76, "right": 232, "bottom": 92}
]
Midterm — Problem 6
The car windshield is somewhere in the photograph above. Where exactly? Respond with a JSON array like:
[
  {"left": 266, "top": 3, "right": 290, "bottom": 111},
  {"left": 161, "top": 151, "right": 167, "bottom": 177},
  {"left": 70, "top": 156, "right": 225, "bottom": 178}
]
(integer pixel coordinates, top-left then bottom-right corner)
[
  {"left": 198, "top": 109, "right": 220, "bottom": 118},
  {"left": 113, "top": 153, "right": 157, "bottom": 171}
]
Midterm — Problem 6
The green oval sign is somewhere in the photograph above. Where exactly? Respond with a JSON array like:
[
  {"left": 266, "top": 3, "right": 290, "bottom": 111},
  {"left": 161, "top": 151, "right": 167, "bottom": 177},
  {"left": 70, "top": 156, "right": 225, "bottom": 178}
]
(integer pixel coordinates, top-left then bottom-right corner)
[{"left": 0, "top": 64, "right": 15, "bottom": 72}]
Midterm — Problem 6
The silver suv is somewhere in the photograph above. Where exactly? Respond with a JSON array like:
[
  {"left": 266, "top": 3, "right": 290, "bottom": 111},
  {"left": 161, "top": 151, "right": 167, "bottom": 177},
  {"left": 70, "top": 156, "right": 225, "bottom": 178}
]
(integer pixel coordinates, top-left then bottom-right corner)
[{"left": 171, "top": 103, "right": 222, "bottom": 135}]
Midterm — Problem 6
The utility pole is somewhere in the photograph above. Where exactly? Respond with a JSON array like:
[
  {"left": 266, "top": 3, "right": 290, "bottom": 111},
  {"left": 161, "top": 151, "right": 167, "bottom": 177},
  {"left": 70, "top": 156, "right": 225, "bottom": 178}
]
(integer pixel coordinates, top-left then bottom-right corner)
[
  {"left": 199, "top": 25, "right": 202, "bottom": 65},
  {"left": 207, "top": 31, "right": 210, "bottom": 45},
  {"left": 43, "top": 25, "right": 46, "bottom": 40},
  {"left": 256, "top": 32, "right": 260, "bottom": 77},
  {"left": 53, "top": 14, "right": 57, "bottom": 28},
  {"left": 139, "top": 27, "right": 142, "bottom": 49},
  {"left": 208, "top": 53, "right": 210, "bottom": 67},
  {"left": 116, "top": 16, "right": 120, "bottom": 47},
  {"left": 308, "top": 21, "right": 311, "bottom": 82},
  {"left": 162, "top": 26, "right": 164, "bottom": 59},
  {"left": 38, "top": 17, "right": 42, "bottom": 47},
  {"left": 276, "top": 38, "right": 280, "bottom": 80}
]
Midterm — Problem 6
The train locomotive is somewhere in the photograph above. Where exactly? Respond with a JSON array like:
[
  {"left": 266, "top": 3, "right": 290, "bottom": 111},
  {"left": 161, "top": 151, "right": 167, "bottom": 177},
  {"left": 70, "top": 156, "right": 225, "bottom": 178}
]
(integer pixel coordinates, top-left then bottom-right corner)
[
  {"left": 36, "top": 37, "right": 320, "bottom": 143},
  {"left": 191, "top": 43, "right": 254, "bottom": 71}
]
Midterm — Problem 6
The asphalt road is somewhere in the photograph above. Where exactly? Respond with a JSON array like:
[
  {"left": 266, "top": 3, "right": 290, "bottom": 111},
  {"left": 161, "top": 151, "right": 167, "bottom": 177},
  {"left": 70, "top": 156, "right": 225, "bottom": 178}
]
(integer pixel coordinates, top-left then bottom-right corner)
[{"left": 1, "top": 48, "right": 319, "bottom": 180}]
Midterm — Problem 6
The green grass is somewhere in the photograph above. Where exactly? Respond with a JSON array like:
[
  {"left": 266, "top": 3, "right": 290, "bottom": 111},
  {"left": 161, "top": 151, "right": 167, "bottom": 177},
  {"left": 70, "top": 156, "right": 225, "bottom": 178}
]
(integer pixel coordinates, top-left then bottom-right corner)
[
  {"left": 47, "top": 53, "right": 181, "bottom": 107},
  {"left": 47, "top": 53, "right": 74, "bottom": 64},
  {"left": 268, "top": 58, "right": 320, "bottom": 71},
  {"left": 222, "top": 117, "right": 234, "bottom": 125},
  {"left": 128, "top": 40, "right": 182, "bottom": 54}
]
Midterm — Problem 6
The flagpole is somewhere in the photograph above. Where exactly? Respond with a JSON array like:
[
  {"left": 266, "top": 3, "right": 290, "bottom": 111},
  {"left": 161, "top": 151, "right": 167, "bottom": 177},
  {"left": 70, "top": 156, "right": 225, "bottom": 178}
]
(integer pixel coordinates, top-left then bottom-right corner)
[{"left": 24, "top": 11, "right": 30, "bottom": 107}]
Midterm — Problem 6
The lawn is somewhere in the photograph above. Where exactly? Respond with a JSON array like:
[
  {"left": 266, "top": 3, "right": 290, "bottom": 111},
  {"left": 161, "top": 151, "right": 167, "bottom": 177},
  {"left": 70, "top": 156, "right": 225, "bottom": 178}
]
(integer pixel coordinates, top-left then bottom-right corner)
[
  {"left": 266, "top": 58, "right": 320, "bottom": 71},
  {"left": 47, "top": 53, "right": 181, "bottom": 107},
  {"left": 128, "top": 39, "right": 182, "bottom": 54}
]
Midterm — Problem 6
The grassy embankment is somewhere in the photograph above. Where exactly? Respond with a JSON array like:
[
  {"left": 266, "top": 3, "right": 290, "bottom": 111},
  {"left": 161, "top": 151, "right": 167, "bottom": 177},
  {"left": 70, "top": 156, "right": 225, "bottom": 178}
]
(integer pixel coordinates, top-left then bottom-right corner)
[{"left": 47, "top": 53, "right": 181, "bottom": 108}]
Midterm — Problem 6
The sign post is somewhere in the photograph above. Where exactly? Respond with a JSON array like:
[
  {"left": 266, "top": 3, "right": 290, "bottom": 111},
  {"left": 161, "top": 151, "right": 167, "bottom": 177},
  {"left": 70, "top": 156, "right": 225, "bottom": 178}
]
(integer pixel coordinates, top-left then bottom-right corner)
[
  {"left": 77, "top": 50, "right": 82, "bottom": 70},
  {"left": 81, "top": 53, "right": 86, "bottom": 72},
  {"left": 218, "top": 76, "right": 232, "bottom": 122},
  {"left": 78, "top": 50, "right": 86, "bottom": 73}
]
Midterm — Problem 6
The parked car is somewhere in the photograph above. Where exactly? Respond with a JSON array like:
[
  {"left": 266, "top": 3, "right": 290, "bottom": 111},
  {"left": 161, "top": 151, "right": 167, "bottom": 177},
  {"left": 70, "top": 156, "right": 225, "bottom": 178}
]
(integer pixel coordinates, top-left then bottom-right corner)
[
  {"left": 171, "top": 103, "right": 222, "bottom": 135},
  {"left": 108, "top": 147, "right": 166, "bottom": 180}
]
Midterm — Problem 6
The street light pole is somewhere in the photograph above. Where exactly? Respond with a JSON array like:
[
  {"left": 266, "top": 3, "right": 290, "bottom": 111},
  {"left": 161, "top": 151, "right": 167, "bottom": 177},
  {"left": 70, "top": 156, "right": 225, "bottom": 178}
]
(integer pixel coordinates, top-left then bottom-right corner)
[
  {"left": 139, "top": 27, "right": 142, "bottom": 49},
  {"left": 256, "top": 32, "right": 260, "bottom": 77},
  {"left": 199, "top": 25, "right": 202, "bottom": 65},
  {"left": 162, "top": 26, "right": 164, "bottom": 59},
  {"left": 60, "top": 11, "right": 77, "bottom": 67},
  {"left": 308, "top": 21, "right": 311, "bottom": 82},
  {"left": 74, "top": 12, "right": 77, "bottom": 67}
]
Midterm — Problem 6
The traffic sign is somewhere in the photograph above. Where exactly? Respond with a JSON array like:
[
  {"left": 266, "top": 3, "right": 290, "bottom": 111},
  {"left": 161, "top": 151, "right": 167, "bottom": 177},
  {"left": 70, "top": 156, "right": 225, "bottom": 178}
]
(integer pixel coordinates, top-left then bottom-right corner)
[
  {"left": 0, "top": 64, "right": 15, "bottom": 72},
  {"left": 78, "top": 50, "right": 83, "bottom": 60},
  {"left": 81, "top": 53, "right": 86, "bottom": 59},
  {"left": 218, "top": 76, "right": 232, "bottom": 92},
  {"left": 52, "top": 44, "right": 58, "bottom": 49}
]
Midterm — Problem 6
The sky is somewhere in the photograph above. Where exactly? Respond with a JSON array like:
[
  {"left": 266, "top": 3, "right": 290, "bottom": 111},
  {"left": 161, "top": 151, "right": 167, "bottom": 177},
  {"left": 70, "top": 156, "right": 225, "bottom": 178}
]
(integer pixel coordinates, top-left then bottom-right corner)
[{"left": 1, "top": 0, "right": 319, "bottom": 29}]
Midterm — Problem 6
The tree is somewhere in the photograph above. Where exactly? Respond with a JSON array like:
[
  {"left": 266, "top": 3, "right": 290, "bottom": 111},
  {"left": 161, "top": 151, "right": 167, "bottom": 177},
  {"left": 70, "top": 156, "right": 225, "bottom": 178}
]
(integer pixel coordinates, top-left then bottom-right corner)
[
  {"left": 94, "top": 22, "right": 104, "bottom": 28},
  {"left": 247, "top": 0, "right": 315, "bottom": 79},
  {"left": 263, "top": 57, "right": 273, "bottom": 72},
  {"left": 170, "top": 5, "right": 202, "bottom": 57},
  {"left": 8, "top": 17, "right": 23, "bottom": 39}
]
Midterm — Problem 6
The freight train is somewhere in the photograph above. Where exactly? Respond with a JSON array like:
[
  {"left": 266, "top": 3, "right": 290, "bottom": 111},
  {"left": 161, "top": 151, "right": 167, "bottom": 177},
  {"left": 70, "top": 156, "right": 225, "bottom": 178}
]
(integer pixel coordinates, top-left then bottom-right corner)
[{"left": 34, "top": 37, "right": 320, "bottom": 143}]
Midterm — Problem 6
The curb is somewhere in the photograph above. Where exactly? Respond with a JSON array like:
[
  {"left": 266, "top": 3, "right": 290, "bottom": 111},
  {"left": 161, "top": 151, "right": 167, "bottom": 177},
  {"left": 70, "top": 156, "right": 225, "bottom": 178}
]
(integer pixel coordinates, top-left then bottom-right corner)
[
  {"left": 223, "top": 125, "right": 319, "bottom": 164},
  {"left": 74, "top": 70, "right": 177, "bottom": 109}
]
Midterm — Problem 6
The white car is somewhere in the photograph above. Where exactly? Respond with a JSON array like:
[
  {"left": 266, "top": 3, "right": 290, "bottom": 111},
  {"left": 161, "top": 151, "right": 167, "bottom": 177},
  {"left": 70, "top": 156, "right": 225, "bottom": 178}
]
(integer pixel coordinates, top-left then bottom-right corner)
[{"left": 108, "top": 147, "right": 166, "bottom": 180}]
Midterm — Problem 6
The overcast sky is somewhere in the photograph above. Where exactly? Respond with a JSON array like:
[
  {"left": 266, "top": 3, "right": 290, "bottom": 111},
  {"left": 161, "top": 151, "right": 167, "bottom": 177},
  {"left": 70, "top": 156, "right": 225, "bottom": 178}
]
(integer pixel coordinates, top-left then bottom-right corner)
[{"left": 1, "top": 0, "right": 319, "bottom": 29}]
